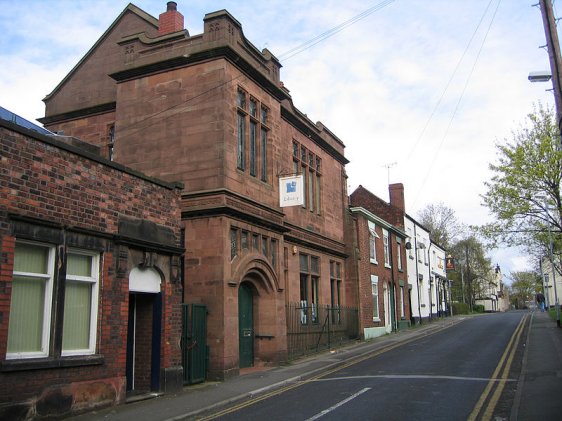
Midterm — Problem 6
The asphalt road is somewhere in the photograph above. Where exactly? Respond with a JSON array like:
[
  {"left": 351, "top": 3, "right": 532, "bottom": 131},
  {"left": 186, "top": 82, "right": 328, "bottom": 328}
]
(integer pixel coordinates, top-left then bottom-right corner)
[{"left": 201, "top": 312, "right": 527, "bottom": 421}]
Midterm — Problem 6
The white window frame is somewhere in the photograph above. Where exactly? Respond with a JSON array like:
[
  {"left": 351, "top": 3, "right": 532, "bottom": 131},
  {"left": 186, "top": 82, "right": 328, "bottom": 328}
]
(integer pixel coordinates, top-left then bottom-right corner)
[
  {"left": 383, "top": 229, "right": 391, "bottom": 268},
  {"left": 7, "top": 241, "right": 55, "bottom": 360},
  {"left": 368, "top": 221, "right": 379, "bottom": 264},
  {"left": 62, "top": 249, "right": 100, "bottom": 356},
  {"left": 371, "top": 275, "right": 380, "bottom": 321}
]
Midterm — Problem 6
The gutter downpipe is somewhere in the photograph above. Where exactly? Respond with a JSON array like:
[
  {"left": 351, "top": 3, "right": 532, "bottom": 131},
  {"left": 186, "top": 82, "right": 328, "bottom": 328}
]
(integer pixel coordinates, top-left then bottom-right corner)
[
  {"left": 428, "top": 242, "right": 434, "bottom": 320},
  {"left": 413, "top": 223, "right": 423, "bottom": 325}
]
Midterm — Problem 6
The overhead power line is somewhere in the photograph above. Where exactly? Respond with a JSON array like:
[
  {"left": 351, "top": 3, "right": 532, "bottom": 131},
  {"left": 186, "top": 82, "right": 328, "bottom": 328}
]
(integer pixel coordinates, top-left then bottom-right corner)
[
  {"left": 278, "top": 0, "right": 395, "bottom": 61},
  {"left": 411, "top": 0, "right": 503, "bottom": 208},
  {"left": 116, "top": 1, "right": 396, "bottom": 142}
]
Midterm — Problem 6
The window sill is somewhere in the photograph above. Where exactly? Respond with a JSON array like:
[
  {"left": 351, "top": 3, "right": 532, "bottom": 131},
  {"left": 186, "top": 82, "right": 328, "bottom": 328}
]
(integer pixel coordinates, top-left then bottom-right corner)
[
  {"left": 373, "top": 317, "right": 381, "bottom": 322},
  {"left": 1, "top": 354, "right": 104, "bottom": 372}
]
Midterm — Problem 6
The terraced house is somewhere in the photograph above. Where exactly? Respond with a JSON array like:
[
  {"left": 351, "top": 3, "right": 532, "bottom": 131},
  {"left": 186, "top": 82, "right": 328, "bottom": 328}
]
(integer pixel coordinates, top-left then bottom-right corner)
[{"left": 36, "top": 1, "right": 351, "bottom": 383}]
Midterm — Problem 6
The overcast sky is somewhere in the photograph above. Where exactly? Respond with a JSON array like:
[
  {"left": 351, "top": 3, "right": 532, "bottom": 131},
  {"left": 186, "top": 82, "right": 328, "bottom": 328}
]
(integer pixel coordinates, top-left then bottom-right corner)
[{"left": 0, "top": 0, "right": 557, "bottom": 278}]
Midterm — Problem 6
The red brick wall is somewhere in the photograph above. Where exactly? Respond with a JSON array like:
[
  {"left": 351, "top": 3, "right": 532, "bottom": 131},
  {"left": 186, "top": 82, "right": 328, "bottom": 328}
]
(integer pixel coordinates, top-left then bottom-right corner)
[{"left": 0, "top": 122, "right": 183, "bottom": 415}]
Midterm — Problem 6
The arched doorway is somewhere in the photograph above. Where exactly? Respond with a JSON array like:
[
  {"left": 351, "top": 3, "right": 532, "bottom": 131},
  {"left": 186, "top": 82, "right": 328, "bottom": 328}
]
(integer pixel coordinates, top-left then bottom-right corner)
[
  {"left": 126, "top": 267, "right": 162, "bottom": 395},
  {"left": 238, "top": 282, "right": 254, "bottom": 368}
]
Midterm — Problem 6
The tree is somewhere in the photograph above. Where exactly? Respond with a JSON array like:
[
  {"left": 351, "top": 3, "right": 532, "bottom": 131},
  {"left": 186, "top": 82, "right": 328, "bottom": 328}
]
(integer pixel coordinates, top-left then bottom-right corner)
[
  {"left": 509, "top": 271, "right": 542, "bottom": 309},
  {"left": 416, "top": 203, "right": 466, "bottom": 250},
  {"left": 447, "top": 236, "right": 492, "bottom": 309},
  {"left": 480, "top": 103, "right": 562, "bottom": 253}
]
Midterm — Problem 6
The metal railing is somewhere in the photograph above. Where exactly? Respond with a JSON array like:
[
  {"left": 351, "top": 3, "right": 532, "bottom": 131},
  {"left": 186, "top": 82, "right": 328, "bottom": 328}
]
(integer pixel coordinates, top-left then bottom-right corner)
[{"left": 286, "top": 303, "right": 359, "bottom": 360}]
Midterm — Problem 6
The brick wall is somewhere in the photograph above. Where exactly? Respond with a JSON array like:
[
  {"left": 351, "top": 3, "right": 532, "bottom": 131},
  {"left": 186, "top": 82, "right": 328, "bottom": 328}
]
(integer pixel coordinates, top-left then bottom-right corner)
[{"left": 0, "top": 121, "right": 183, "bottom": 418}]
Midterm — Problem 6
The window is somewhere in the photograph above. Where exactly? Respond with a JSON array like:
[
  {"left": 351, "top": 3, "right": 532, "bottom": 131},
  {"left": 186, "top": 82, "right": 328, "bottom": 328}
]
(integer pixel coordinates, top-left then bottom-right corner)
[
  {"left": 371, "top": 275, "right": 379, "bottom": 321},
  {"left": 330, "top": 261, "right": 342, "bottom": 323},
  {"left": 368, "top": 221, "right": 378, "bottom": 264},
  {"left": 7, "top": 242, "right": 55, "bottom": 359},
  {"left": 292, "top": 141, "right": 321, "bottom": 214},
  {"left": 108, "top": 124, "right": 115, "bottom": 161},
  {"left": 237, "top": 89, "right": 246, "bottom": 108},
  {"left": 230, "top": 228, "right": 238, "bottom": 260},
  {"left": 311, "top": 256, "right": 319, "bottom": 323},
  {"left": 397, "top": 239, "right": 403, "bottom": 271},
  {"left": 62, "top": 250, "right": 99, "bottom": 355},
  {"left": 308, "top": 171, "right": 314, "bottom": 213},
  {"left": 7, "top": 241, "right": 100, "bottom": 360},
  {"left": 383, "top": 229, "right": 391, "bottom": 267},
  {"left": 237, "top": 112, "right": 246, "bottom": 170},
  {"left": 249, "top": 119, "right": 257, "bottom": 176},
  {"left": 260, "top": 127, "right": 267, "bottom": 182},
  {"left": 299, "top": 253, "right": 320, "bottom": 324},
  {"left": 231, "top": 227, "right": 276, "bottom": 264},
  {"left": 235, "top": 88, "right": 269, "bottom": 182},
  {"left": 270, "top": 239, "right": 277, "bottom": 267}
]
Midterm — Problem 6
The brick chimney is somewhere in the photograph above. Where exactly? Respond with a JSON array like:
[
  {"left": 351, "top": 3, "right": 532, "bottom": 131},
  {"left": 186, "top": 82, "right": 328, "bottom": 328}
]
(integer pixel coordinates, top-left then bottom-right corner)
[
  {"left": 389, "top": 183, "right": 405, "bottom": 212},
  {"left": 159, "top": 1, "right": 184, "bottom": 35}
]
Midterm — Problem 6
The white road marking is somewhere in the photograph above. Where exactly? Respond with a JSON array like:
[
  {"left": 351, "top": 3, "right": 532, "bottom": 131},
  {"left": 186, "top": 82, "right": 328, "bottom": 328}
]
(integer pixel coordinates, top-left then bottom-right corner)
[{"left": 305, "top": 387, "right": 371, "bottom": 421}]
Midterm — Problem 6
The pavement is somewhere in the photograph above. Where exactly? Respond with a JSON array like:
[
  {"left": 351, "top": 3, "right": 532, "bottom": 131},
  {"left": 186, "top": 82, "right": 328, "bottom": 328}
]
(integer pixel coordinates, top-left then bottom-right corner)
[
  {"left": 71, "top": 311, "right": 562, "bottom": 421},
  {"left": 511, "top": 309, "right": 562, "bottom": 421}
]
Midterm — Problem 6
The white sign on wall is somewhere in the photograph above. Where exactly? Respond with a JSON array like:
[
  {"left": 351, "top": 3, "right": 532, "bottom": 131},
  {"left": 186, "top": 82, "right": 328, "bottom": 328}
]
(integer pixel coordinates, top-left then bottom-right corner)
[{"left": 279, "top": 175, "right": 304, "bottom": 207}]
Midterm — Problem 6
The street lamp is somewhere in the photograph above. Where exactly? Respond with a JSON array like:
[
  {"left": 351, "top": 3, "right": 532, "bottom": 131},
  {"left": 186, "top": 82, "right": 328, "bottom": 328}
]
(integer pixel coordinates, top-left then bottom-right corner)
[{"left": 528, "top": 70, "right": 552, "bottom": 82}]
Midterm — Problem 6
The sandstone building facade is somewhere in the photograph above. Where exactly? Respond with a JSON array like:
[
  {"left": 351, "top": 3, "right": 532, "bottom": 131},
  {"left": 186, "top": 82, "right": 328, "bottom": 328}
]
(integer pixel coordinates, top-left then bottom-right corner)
[{"left": 38, "top": 2, "right": 350, "bottom": 380}]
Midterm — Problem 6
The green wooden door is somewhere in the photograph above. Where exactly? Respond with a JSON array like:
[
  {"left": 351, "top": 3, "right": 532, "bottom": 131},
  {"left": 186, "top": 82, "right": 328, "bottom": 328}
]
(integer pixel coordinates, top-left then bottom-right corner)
[
  {"left": 181, "top": 303, "right": 207, "bottom": 385},
  {"left": 238, "top": 283, "right": 254, "bottom": 368}
]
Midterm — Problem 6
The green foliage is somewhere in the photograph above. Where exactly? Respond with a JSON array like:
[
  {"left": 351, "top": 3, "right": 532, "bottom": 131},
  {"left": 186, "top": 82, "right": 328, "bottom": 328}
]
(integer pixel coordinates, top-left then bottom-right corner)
[
  {"left": 473, "top": 304, "right": 485, "bottom": 313},
  {"left": 447, "top": 236, "right": 492, "bottom": 308},
  {"left": 416, "top": 203, "right": 466, "bottom": 250},
  {"left": 509, "top": 271, "right": 542, "bottom": 309},
  {"left": 452, "top": 302, "right": 470, "bottom": 314},
  {"left": 479, "top": 103, "right": 562, "bottom": 256}
]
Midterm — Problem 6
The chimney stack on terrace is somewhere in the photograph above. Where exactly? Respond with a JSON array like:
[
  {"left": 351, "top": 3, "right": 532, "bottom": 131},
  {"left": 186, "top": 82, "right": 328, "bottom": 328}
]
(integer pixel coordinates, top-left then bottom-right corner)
[
  {"left": 159, "top": 1, "right": 184, "bottom": 35},
  {"left": 389, "top": 183, "right": 405, "bottom": 212}
]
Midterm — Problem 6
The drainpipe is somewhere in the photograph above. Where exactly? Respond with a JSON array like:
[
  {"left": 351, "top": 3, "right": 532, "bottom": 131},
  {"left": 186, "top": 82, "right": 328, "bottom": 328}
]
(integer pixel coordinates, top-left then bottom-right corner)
[
  {"left": 413, "top": 223, "right": 422, "bottom": 325},
  {"left": 389, "top": 230, "right": 397, "bottom": 332}
]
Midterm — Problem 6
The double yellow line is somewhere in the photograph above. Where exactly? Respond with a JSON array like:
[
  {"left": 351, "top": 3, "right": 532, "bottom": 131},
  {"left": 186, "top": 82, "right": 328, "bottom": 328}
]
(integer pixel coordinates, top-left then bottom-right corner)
[{"left": 467, "top": 313, "right": 528, "bottom": 421}]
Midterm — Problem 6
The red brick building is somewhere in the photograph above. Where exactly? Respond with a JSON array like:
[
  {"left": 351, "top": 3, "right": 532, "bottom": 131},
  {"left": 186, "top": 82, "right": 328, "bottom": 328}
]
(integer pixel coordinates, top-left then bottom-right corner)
[
  {"left": 0, "top": 119, "right": 184, "bottom": 418},
  {"left": 39, "top": 2, "right": 350, "bottom": 380},
  {"left": 348, "top": 184, "right": 410, "bottom": 339}
]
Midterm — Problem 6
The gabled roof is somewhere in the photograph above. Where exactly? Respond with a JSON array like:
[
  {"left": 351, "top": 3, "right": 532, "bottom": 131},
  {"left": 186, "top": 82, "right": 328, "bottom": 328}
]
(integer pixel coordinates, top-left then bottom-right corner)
[{"left": 43, "top": 3, "right": 158, "bottom": 101}]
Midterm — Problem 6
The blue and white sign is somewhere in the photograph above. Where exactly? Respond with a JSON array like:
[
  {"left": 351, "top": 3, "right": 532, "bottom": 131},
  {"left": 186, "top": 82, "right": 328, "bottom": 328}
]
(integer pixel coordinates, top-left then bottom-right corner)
[{"left": 279, "top": 175, "right": 304, "bottom": 207}]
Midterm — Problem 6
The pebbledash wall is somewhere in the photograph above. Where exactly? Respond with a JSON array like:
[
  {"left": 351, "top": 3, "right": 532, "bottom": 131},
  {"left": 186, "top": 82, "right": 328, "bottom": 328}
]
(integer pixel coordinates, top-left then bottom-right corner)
[{"left": 0, "top": 119, "right": 184, "bottom": 419}]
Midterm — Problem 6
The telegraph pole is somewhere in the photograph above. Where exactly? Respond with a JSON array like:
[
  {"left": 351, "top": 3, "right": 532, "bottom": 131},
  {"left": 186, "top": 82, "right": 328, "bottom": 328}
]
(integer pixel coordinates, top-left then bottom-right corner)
[
  {"left": 539, "top": 0, "right": 562, "bottom": 327},
  {"left": 539, "top": 0, "right": 562, "bottom": 139}
]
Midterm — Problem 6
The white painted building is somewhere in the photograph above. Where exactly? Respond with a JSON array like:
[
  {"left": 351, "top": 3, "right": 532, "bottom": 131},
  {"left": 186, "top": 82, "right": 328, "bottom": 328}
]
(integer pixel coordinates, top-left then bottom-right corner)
[
  {"left": 429, "top": 242, "right": 450, "bottom": 316},
  {"left": 405, "top": 215, "right": 431, "bottom": 323},
  {"left": 542, "top": 257, "right": 562, "bottom": 310}
]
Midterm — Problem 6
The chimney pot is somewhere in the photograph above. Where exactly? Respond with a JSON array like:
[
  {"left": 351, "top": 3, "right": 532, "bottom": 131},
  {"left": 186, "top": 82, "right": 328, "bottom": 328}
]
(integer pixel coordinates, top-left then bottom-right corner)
[{"left": 167, "top": 1, "right": 177, "bottom": 12}]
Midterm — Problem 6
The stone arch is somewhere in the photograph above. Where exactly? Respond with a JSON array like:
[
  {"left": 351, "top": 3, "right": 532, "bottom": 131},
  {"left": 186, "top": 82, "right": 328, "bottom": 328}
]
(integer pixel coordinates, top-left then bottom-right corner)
[{"left": 231, "top": 252, "right": 280, "bottom": 294}]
